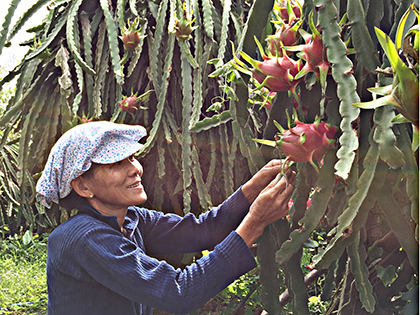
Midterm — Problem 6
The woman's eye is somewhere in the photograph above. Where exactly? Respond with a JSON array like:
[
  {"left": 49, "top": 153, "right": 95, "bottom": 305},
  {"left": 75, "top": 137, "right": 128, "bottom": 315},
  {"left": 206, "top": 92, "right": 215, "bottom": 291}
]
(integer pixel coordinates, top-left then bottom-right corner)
[{"left": 128, "top": 155, "right": 135, "bottom": 162}]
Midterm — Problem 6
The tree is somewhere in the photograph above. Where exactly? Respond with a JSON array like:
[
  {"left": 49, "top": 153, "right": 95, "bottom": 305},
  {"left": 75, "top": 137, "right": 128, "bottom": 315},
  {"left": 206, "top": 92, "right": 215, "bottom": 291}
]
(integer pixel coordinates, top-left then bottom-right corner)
[{"left": 0, "top": 0, "right": 418, "bottom": 313}]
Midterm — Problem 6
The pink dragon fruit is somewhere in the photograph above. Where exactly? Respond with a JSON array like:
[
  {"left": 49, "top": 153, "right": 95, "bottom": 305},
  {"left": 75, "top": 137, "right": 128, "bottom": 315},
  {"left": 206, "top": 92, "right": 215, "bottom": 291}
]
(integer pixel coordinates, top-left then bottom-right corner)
[
  {"left": 252, "top": 55, "right": 303, "bottom": 92},
  {"left": 233, "top": 38, "right": 303, "bottom": 94},
  {"left": 275, "top": 0, "right": 302, "bottom": 23},
  {"left": 274, "top": 116, "right": 337, "bottom": 168},
  {"left": 268, "top": 20, "right": 302, "bottom": 56},
  {"left": 299, "top": 30, "right": 330, "bottom": 78}
]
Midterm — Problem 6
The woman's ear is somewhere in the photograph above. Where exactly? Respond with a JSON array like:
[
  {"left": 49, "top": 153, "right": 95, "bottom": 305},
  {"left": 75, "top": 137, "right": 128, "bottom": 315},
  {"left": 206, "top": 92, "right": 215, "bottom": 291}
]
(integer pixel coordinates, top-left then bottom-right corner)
[{"left": 71, "top": 176, "right": 92, "bottom": 198}]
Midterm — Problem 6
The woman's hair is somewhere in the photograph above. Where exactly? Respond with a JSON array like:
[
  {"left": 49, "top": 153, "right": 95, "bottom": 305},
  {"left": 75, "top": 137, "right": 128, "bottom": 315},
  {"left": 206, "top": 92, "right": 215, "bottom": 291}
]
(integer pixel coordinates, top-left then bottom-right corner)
[{"left": 80, "top": 162, "right": 101, "bottom": 179}]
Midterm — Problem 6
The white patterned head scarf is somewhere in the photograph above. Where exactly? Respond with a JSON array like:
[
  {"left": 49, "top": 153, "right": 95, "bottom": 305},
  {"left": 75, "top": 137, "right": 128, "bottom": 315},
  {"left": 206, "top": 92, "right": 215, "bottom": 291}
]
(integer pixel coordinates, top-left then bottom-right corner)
[{"left": 36, "top": 121, "right": 147, "bottom": 207}]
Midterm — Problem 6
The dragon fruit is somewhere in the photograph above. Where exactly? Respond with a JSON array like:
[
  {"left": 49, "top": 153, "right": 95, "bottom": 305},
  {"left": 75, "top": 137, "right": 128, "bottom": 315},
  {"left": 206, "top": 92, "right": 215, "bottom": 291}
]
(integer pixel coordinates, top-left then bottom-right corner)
[
  {"left": 120, "top": 19, "right": 142, "bottom": 50},
  {"left": 268, "top": 19, "right": 302, "bottom": 57},
  {"left": 233, "top": 38, "right": 303, "bottom": 94},
  {"left": 298, "top": 30, "right": 330, "bottom": 78},
  {"left": 281, "top": 14, "right": 330, "bottom": 83},
  {"left": 118, "top": 90, "right": 153, "bottom": 114},
  {"left": 254, "top": 112, "right": 337, "bottom": 169},
  {"left": 274, "top": 0, "right": 302, "bottom": 23},
  {"left": 274, "top": 118, "right": 337, "bottom": 167}
]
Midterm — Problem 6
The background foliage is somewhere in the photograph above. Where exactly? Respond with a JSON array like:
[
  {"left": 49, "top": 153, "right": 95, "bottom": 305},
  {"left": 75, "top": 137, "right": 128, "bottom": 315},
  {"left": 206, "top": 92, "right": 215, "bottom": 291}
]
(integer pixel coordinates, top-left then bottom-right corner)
[{"left": 0, "top": 0, "right": 418, "bottom": 314}]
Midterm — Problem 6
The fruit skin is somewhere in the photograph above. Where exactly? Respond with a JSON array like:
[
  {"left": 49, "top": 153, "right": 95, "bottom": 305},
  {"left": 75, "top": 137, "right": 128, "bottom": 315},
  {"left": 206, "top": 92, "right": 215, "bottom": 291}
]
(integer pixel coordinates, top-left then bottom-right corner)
[{"left": 275, "top": 119, "right": 338, "bottom": 166}]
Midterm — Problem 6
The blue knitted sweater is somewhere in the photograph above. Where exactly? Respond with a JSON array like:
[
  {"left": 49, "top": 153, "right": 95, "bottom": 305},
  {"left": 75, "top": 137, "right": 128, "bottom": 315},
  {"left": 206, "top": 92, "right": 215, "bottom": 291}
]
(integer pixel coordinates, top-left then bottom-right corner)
[{"left": 47, "top": 188, "right": 257, "bottom": 314}]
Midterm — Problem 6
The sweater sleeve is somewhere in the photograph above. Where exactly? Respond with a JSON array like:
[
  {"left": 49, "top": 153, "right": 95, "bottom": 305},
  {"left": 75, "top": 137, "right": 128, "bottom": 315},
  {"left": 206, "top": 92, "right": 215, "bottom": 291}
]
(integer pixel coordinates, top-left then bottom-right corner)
[
  {"left": 140, "top": 186, "right": 251, "bottom": 256},
  {"left": 76, "top": 224, "right": 256, "bottom": 314}
]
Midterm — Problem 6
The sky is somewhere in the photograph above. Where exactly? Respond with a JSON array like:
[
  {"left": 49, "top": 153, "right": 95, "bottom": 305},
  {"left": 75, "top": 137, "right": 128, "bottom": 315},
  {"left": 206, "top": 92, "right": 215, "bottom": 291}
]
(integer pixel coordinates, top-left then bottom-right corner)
[{"left": 0, "top": 1, "right": 48, "bottom": 71}]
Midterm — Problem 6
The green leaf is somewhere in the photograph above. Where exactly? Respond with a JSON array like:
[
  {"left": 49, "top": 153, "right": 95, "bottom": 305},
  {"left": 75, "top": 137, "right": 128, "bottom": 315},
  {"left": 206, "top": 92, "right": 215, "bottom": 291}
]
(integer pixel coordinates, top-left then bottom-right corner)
[
  {"left": 202, "top": 0, "right": 214, "bottom": 39},
  {"left": 353, "top": 94, "right": 397, "bottom": 109},
  {"left": 252, "top": 138, "right": 276, "bottom": 147},
  {"left": 80, "top": 11, "right": 96, "bottom": 116},
  {"left": 150, "top": 0, "right": 169, "bottom": 96},
  {"left": 395, "top": 5, "right": 415, "bottom": 50},
  {"left": 139, "top": 30, "right": 175, "bottom": 156},
  {"left": 191, "top": 147, "right": 212, "bottom": 210},
  {"left": 217, "top": 0, "right": 232, "bottom": 60},
  {"left": 25, "top": 4, "right": 70, "bottom": 61},
  {"left": 258, "top": 222, "right": 287, "bottom": 313},
  {"left": 180, "top": 52, "right": 193, "bottom": 213},
  {"left": 377, "top": 186, "right": 419, "bottom": 272},
  {"left": 7, "top": 0, "right": 51, "bottom": 42},
  {"left": 178, "top": 41, "right": 199, "bottom": 69},
  {"left": 22, "top": 229, "right": 33, "bottom": 246},
  {"left": 93, "top": 21, "right": 108, "bottom": 116},
  {"left": 314, "top": 135, "right": 382, "bottom": 269}
]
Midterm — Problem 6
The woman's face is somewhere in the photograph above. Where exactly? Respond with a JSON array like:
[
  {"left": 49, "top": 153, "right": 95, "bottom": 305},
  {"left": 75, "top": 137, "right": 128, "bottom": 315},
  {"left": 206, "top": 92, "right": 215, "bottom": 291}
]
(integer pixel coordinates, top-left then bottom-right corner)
[{"left": 83, "top": 155, "right": 147, "bottom": 212}]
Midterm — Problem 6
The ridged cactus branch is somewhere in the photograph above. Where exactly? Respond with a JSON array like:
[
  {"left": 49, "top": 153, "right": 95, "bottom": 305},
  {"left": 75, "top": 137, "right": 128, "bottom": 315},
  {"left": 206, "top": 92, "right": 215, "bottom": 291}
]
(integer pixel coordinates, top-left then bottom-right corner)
[
  {"left": 0, "top": 0, "right": 21, "bottom": 55},
  {"left": 347, "top": 0, "right": 380, "bottom": 73},
  {"left": 276, "top": 149, "right": 337, "bottom": 265},
  {"left": 99, "top": 0, "right": 124, "bottom": 84},
  {"left": 315, "top": 0, "right": 360, "bottom": 180},
  {"left": 347, "top": 231, "right": 376, "bottom": 313}
]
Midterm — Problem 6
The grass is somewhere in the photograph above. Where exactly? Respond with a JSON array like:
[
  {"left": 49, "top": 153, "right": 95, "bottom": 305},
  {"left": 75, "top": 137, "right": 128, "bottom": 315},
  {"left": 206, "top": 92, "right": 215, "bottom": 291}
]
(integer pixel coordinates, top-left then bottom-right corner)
[{"left": 0, "top": 229, "right": 48, "bottom": 315}]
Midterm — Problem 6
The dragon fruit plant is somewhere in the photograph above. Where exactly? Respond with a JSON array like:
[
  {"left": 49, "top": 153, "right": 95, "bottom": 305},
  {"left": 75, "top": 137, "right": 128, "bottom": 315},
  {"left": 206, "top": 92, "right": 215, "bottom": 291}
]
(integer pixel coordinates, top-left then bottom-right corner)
[
  {"left": 255, "top": 110, "right": 338, "bottom": 170},
  {"left": 354, "top": 5, "right": 419, "bottom": 149}
]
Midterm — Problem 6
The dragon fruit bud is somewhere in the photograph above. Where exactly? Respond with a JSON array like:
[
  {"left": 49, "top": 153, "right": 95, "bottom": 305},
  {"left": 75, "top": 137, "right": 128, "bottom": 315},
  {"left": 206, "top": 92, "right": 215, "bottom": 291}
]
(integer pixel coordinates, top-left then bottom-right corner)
[
  {"left": 172, "top": 3, "right": 198, "bottom": 42},
  {"left": 119, "top": 95, "right": 140, "bottom": 114},
  {"left": 275, "top": 119, "right": 338, "bottom": 167},
  {"left": 120, "top": 19, "right": 142, "bottom": 50}
]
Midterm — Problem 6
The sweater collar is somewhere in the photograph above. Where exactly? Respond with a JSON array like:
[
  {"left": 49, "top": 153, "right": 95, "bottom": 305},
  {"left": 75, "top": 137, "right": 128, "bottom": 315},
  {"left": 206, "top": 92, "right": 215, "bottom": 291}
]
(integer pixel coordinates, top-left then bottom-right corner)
[{"left": 60, "top": 190, "right": 121, "bottom": 231}]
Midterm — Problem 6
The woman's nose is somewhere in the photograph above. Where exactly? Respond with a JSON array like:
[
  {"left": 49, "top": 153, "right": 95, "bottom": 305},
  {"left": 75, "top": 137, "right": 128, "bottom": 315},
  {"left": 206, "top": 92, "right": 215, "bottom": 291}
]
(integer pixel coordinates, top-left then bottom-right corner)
[{"left": 127, "top": 158, "right": 143, "bottom": 176}]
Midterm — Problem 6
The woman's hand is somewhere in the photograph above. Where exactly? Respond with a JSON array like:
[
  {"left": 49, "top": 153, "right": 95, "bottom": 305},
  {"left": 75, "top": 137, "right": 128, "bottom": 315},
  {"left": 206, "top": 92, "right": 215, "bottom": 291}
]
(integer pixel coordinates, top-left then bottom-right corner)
[
  {"left": 241, "top": 159, "right": 288, "bottom": 204},
  {"left": 236, "top": 169, "right": 296, "bottom": 247}
]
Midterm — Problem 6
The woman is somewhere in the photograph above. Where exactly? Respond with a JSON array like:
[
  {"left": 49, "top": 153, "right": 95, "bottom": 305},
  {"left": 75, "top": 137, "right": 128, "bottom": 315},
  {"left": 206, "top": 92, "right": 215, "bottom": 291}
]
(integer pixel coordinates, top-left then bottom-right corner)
[{"left": 36, "top": 121, "right": 295, "bottom": 315}]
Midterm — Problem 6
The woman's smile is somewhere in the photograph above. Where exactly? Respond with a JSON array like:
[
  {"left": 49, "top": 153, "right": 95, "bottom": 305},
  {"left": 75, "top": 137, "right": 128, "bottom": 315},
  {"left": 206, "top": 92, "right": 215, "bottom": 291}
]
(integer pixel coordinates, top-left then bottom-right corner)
[{"left": 78, "top": 156, "right": 148, "bottom": 214}]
